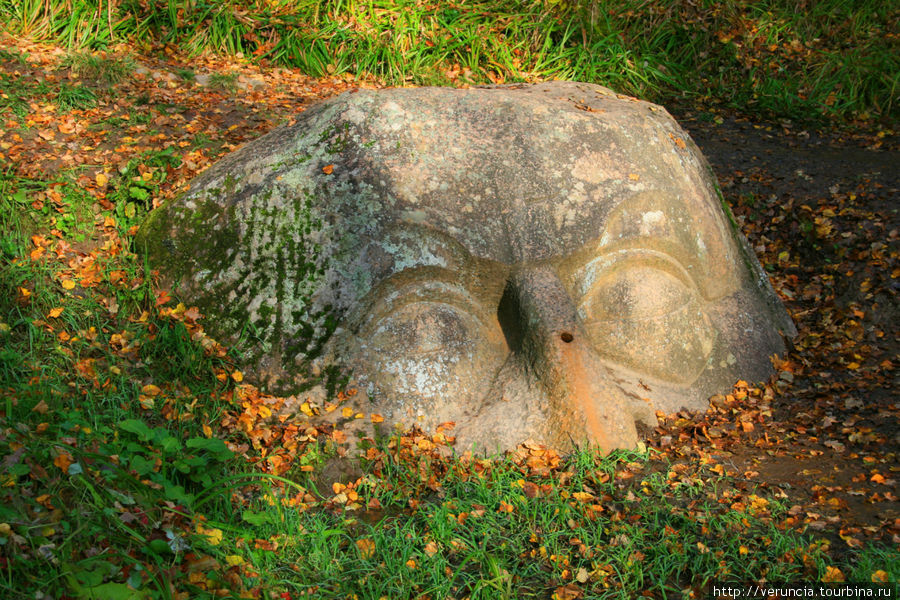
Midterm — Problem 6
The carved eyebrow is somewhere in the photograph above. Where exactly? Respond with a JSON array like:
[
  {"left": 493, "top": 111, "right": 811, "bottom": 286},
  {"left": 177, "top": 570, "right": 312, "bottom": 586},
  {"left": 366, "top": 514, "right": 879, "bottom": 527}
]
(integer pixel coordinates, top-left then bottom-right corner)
[
  {"left": 357, "top": 274, "right": 497, "bottom": 335},
  {"left": 364, "top": 223, "right": 469, "bottom": 281},
  {"left": 571, "top": 248, "right": 698, "bottom": 301}
]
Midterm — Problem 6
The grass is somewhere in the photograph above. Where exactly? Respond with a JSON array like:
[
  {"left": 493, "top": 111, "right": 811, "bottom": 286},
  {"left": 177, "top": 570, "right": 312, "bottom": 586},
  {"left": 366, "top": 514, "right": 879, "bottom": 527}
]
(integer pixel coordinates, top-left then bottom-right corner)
[
  {"left": 61, "top": 50, "right": 134, "bottom": 84},
  {"left": 3, "top": 158, "right": 898, "bottom": 598},
  {"left": 0, "top": 0, "right": 896, "bottom": 124},
  {"left": 0, "top": 16, "right": 897, "bottom": 600}
]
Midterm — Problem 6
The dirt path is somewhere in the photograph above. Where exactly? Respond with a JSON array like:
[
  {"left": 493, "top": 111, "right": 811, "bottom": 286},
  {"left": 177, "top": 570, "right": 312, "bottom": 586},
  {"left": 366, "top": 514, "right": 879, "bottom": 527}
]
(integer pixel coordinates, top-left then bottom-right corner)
[{"left": 673, "top": 110, "right": 899, "bottom": 550}]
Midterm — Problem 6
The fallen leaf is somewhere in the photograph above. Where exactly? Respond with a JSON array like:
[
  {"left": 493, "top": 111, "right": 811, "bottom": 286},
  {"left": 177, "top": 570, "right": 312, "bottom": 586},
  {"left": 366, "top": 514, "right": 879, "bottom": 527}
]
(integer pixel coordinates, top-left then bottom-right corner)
[
  {"left": 553, "top": 584, "right": 583, "bottom": 600},
  {"left": 53, "top": 451, "right": 73, "bottom": 472},
  {"left": 141, "top": 384, "right": 161, "bottom": 396},
  {"left": 322, "top": 164, "right": 334, "bottom": 174}
]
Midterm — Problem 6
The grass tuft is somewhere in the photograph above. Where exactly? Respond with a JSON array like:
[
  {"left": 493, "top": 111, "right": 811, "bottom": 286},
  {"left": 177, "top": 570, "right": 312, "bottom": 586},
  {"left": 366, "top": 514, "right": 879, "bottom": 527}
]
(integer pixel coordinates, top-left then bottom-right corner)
[{"left": 1, "top": 0, "right": 896, "bottom": 123}]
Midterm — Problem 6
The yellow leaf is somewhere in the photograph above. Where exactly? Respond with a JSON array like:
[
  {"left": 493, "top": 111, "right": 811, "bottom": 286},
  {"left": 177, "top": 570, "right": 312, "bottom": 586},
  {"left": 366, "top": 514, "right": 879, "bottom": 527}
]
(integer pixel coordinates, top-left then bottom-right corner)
[
  {"left": 231, "top": 370, "right": 243, "bottom": 382},
  {"left": 53, "top": 451, "right": 73, "bottom": 472},
  {"left": 202, "top": 424, "right": 212, "bottom": 437},
  {"left": 355, "top": 538, "right": 375, "bottom": 559},
  {"left": 141, "top": 384, "right": 161, "bottom": 396},
  {"left": 95, "top": 172, "right": 108, "bottom": 187},
  {"left": 822, "top": 566, "right": 845, "bottom": 582},
  {"left": 48, "top": 307, "right": 63, "bottom": 318},
  {"left": 225, "top": 555, "right": 244, "bottom": 567},
  {"left": 342, "top": 407, "right": 354, "bottom": 418},
  {"left": 300, "top": 402, "right": 314, "bottom": 416},
  {"left": 871, "top": 570, "right": 889, "bottom": 583},
  {"left": 197, "top": 525, "right": 223, "bottom": 546},
  {"left": 61, "top": 279, "right": 76, "bottom": 290},
  {"left": 18, "top": 287, "right": 31, "bottom": 298},
  {"left": 739, "top": 545, "right": 749, "bottom": 555},
  {"left": 258, "top": 405, "right": 272, "bottom": 419},
  {"left": 405, "top": 559, "right": 416, "bottom": 569},
  {"left": 424, "top": 541, "right": 439, "bottom": 556},
  {"left": 370, "top": 413, "right": 384, "bottom": 423}
]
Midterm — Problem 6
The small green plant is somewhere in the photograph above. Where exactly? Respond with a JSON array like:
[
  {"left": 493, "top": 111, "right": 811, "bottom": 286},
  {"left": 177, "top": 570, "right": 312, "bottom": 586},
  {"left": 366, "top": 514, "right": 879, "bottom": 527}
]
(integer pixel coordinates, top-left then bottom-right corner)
[
  {"left": 54, "top": 82, "right": 97, "bottom": 111},
  {"left": 62, "top": 51, "right": 134, "bottom": 84},
  {"left": 207, "top": 71, "right": 238, "bottom": 93},
  {"left": 175, "top": 67, "right": 195, "bottom": 81}
]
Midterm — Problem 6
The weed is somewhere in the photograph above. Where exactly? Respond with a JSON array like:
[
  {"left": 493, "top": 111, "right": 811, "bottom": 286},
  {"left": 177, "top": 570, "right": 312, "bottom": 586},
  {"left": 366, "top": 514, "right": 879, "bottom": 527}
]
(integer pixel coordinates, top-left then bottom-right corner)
[
  {"left": 54, "top": 82, "right": 97, "bottom": 111},
  {"left": 207, "top": 71, "right": 238, "bottom": 93},
  {"left": 62, "top": 51, "right": 134, "bottom": 84}
]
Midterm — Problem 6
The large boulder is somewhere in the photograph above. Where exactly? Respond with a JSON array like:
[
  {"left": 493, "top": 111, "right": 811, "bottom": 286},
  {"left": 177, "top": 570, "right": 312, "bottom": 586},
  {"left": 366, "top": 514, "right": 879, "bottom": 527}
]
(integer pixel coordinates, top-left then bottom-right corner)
[{"left": 137, "top": 81, "right": 796, "bottom": 452}]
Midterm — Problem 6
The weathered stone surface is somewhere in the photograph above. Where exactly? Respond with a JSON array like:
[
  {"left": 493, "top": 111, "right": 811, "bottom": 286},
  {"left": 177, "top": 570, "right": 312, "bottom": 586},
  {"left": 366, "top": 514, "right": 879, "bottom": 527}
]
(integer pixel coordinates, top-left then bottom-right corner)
[{"left": 136, "top": 81, "right": 796, "bottom": 453}]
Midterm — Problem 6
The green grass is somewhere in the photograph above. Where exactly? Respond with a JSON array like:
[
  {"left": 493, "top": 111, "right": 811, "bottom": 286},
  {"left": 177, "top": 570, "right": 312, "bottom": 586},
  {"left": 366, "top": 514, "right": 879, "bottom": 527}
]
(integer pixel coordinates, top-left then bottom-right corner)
[
  {"left": 0, "top": 0, "right": 896, "bottom": 123},
  {"left": 61, "top": 51, "right": 134, "bottom": 84},
  {"left": 207, "top": 71, "right": 238, "bottom": 93},
  {"left": 3, "top": 160, "right": 897, "bottom": 597},
  {"left": 1, "top": 6, "right": 898, "bottom": 597}
]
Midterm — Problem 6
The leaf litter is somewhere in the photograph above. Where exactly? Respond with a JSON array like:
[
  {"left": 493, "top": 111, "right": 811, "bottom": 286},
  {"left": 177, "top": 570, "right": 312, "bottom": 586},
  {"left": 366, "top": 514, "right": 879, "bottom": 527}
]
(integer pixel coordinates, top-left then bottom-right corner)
[{"left": 0, "top": 32, "right": 897, "bottom": 599}]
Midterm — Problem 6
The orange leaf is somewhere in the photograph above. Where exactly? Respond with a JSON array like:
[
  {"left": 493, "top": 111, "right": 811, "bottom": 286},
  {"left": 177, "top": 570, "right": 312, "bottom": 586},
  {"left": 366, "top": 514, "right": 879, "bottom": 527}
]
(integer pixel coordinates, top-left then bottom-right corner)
[
  {"left": 322, "top": 164, "right": 334, "bottom": 174},
  {"left": 155, "top": 290, "right": 171, "bottom": 306},
  {"left": 48, "top": 307, "right": 63, "bottom": 318},
  {"left": 141, "top": 384, "right": 161, "bottom": 396},
  {"left": 231, "top": 371, "right": 244, "bottom": 383},
  {"left": 53, "top": 451, "right": 73, "bottom": 472},
  {"left": 872, "top": 571, "right": 889, "bottom": 583},
  {"left": 822, "top": 566, "right": 845, "bottom": 582},
  {"left": 355, "top": 538, "right": 375, "bottom": 559},
  {"left": 553, "top": 584, "right": 584, "bottom": 600}
]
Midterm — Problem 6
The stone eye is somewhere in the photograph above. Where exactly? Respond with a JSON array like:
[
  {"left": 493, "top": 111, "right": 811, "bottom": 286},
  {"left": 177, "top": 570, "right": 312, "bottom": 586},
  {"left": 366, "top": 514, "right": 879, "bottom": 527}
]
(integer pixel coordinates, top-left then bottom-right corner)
[
  {"left": 578, "top": 259, "right": 716, "bottom": 385},
  {"left": 580, "top": 266, "right": 693, "bottom": 323},
  {"left": 355, "top": 293, "right": 507, "bottom": 425}
]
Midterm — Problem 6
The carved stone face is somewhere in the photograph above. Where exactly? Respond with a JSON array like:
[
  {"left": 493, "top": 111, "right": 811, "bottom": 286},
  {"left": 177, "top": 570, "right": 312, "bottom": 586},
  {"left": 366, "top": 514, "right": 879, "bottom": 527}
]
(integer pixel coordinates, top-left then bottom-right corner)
[{"left": 138, "top": 82, "right": 795, "bottom": 452}]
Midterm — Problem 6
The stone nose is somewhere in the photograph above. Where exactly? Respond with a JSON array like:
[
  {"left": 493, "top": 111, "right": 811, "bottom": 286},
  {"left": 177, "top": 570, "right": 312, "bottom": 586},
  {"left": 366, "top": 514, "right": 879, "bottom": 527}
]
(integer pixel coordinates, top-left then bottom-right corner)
[{"left": 498, "top": 267, "right": 638, "bottom": 452}]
